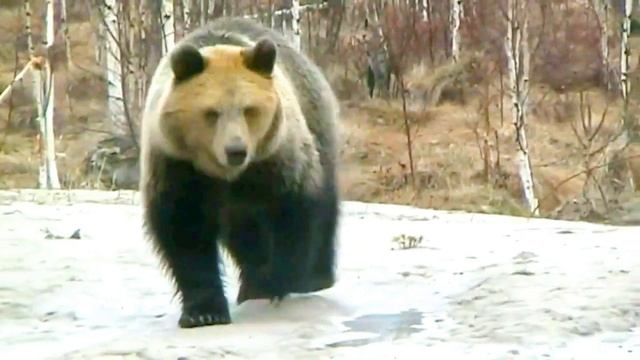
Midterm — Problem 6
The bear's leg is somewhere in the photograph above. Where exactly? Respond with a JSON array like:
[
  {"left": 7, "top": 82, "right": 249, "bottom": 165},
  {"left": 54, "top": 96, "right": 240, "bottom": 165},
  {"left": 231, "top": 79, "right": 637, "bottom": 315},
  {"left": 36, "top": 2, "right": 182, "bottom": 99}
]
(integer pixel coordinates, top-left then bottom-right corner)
[
  {"left": 143, "top": 156, "right": 230, "bottom": 328},
  {"left": 257, "top": 192, "right": 331, "bottom": 301},
  {"left": 219, "top": 207, "right": 275, "bottom": 305},
  {"left": 304, "top": 184, "right": 339, "bottom": 292}
]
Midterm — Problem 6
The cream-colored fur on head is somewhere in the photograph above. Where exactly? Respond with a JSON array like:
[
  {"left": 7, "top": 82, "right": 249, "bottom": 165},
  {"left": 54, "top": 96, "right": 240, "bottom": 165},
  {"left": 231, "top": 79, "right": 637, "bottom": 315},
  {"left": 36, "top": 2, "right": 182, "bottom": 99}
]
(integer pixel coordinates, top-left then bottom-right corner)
[{"left": 140, "top": 39, "right": 322, "bottom": 188}]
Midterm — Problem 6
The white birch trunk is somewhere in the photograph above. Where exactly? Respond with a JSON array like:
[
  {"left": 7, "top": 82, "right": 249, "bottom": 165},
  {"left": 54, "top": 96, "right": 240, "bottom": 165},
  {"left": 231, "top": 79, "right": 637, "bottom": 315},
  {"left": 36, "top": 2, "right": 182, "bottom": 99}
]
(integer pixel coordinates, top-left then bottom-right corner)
[
  {"left": 42, "top": 0, "right": 61, "bottom": 189},
  {"left": 183, "top": 0, "right": 192, "bottom": 32},
  {"left": 421, "top": 0, "right": 430, "bottom": 22},
  {"left": 161, "top": 0, "right": 175, "bottom": 54},
  {"left": 505, "top": 0, "right": 539, "bottom": 215},
  {"left": 24, "top": 0, "right": 47, "bottom": 188},
  {"left": 200, "top": 0, "right": 210, "bottom": 26},
  {"left": 621, "top": 0, "right": 632, "bottom": 103},
  {"left": 245, "top": 2, "right": 325, "bottom": 29},
  {"left": 450, "top": 0, "right": 462, "bottom": 63},
  {"left": 619, "top": 0, "right": 635, "bottom": 189},
  {"left": 104, "top": 0, "right": 127, "bottom": 137},
  {"left": 371, "top": 2, "right": 388, "bottom": 55},
  {"left": 291, "top": 0, "right": 301, "bottom": 51}
]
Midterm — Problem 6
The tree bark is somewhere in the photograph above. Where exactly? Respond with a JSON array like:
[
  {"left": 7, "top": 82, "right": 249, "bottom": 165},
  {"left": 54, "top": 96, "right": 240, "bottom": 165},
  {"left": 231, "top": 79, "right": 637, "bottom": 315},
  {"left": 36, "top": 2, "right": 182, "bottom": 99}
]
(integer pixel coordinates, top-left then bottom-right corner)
[
  {"left": 450, "top": 0, "right": 462, "bottom": 63},
  {"left": 505, "top": 0, "right": 539, "bottom": 215},
  {"left": 103, "top": 0, "right": 127, "bottom": 137},
  {"left": 421, "top": 0, "right": 430, "bottom": 22},
  {"left": 291, "top": 0, "right": 301, "bottom": 51},
  {"left": 161, "top": 0, "right": 175, "bottom": 53},
  {"left": 43, "top": 0, "right": 62, "bottom": 188}
]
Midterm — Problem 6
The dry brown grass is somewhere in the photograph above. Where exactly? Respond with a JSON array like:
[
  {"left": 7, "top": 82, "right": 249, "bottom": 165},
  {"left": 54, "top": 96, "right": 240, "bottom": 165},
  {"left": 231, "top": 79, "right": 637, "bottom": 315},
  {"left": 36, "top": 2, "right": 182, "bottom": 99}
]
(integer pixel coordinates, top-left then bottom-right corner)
[{"left": 335, "top": 69, "right": 627, "bottom": 218}]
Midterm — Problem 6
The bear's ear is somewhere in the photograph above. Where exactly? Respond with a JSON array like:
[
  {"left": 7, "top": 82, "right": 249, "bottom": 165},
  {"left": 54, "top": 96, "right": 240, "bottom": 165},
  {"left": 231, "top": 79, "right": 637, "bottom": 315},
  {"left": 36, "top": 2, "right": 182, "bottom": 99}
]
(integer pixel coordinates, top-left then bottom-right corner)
[
  {"left": 241, "top": 38, "right": 276, "bottom": 76},
  {"left": 170, "top": 44, "right": 205, "bottom": 83}
]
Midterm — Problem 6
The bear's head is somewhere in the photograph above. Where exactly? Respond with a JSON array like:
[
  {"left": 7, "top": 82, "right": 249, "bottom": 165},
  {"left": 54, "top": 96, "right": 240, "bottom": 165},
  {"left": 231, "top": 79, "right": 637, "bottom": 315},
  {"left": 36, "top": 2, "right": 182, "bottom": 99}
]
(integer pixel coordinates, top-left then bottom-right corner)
[{"left": 159, "top": 38, "right": 281, "bottom": 180}]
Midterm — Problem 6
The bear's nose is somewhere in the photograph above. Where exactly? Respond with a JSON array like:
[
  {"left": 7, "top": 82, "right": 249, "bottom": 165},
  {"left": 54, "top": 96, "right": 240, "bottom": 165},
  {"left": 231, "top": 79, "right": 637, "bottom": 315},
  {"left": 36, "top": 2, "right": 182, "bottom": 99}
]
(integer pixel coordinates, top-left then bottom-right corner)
[{"left": 224, "top": 140, "right": 247, "bottom": 166}]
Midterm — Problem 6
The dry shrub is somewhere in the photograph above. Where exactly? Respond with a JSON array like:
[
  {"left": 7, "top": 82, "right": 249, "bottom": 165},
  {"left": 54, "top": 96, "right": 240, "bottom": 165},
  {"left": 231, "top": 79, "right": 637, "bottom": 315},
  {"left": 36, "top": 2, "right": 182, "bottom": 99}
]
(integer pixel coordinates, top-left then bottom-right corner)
[
  {"left": 404, "top": 51, "right": 484, "bottom": 108},
  {"left": 461, "top": 0, "right": 603, "bottom": 92},
  {"left": 469, "top": 164, "right": 584, "bottom": 215},
  {"left": 373, "top": 163, "right": 451, "bottom": 193},
  {"left": 531, "top": 4, "right": 602, "bottom": 91},
  {"left": 0, "top": 8, "right": 22, "bottom": 39},
  {"left": 459, "top": 0, "right": 507, "bottom": 61},
  {"left": 0, "top": 132, "right": 38, "bottom": 188},
  {"left": 534, "top": 167, "right": 586, "bottom": 214},
  {"left": 0, "top": 153, "right": 32, "bottom": 175},
  {"left": 323, "top": 62, "right": 368, "bottom": 101},
  {"left": 529, "top": 91, "right": 579, "bottom": 124},
  {"left": 627, "top": 144, "right": 640, "bottom": 192},
  {"left": 380, "top": 1, "right": 450, "bottom": 69},
  {"left": 606, "top": 143, "right": 640, "bottom": 194}
]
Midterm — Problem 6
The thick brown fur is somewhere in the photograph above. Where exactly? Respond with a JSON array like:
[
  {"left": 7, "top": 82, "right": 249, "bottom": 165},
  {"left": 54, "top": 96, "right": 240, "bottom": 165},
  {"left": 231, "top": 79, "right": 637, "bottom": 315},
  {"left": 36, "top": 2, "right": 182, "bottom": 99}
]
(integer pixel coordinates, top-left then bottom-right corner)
[{"left": 139, "top": 17, "right": 340, "bottom": 328}]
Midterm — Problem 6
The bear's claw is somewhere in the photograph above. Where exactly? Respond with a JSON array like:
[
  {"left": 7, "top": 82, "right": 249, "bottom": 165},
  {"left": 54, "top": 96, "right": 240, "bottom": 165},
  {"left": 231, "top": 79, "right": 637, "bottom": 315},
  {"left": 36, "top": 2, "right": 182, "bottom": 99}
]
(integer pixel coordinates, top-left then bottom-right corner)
[
  {"left": 178, "top": 300, "right": 231, "bottom": 328},
  {"left": 178, "top": 313, "right": 231, "bottom": 328},
  {"left": 236, "top": 272, "right": 335, "bottom": 305}
]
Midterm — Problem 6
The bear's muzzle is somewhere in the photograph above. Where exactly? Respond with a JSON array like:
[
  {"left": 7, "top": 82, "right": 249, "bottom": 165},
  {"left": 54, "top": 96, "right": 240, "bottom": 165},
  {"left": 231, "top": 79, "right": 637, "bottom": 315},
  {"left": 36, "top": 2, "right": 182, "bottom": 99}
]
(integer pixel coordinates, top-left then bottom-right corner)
[{"left": 224, "top": 137, "right": 248, "bottom": 166}]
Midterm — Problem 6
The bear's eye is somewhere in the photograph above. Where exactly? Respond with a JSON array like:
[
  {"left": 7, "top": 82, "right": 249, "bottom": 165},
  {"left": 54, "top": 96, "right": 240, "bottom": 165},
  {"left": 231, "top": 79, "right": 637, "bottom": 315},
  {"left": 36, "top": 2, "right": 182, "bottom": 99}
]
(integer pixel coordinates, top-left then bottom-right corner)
[
  {"left": 244, "top": 106, "right": 259, "bottom": 118},
  {"left": 204, "top": 109, "right": 219, "bottom": 123}
]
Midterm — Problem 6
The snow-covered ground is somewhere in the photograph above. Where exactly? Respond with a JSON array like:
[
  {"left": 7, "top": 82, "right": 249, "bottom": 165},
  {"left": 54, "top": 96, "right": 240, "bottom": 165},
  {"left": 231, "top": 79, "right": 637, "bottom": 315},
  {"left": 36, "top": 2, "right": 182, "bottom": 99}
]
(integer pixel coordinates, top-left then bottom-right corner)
[{"left": 1, "top": 189, "right": 639, "bottom": 359}]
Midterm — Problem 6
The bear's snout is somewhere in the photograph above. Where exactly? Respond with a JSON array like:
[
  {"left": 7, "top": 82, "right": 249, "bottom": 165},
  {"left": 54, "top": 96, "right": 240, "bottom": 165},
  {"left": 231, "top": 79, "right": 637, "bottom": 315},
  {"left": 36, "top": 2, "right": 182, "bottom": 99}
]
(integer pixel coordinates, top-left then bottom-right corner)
[{"left": 224, "top": 138, "right": 248, "bottom": 166}]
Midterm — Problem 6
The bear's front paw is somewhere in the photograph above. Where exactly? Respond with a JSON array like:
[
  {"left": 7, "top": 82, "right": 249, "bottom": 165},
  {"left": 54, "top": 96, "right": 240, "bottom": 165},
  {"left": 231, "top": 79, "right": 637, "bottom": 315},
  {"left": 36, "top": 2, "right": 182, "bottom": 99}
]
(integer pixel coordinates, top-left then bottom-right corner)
[
  {"left": 236, "top": 269, "right": 290, "bottom": 305},
  {"left": 179, "top": 299, "right": 231, "bottom": 328},
  {"left": 237, "top": 280, "right": 272, "bottom": 304},
  {"left": 292, "top": 272, "right": 335, "bottom": 294}
]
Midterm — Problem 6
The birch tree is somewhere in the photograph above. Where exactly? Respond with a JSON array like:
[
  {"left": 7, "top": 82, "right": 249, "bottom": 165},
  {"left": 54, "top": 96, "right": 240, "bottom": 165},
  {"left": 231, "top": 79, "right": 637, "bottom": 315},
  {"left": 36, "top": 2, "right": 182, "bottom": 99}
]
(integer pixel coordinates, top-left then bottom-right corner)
[
  {"left": 421, "top": 0, "right": 430, "bottom": 22},
  {"left": 22, "top": 0, "right": 37, "bottom": 99},
  {"left": 41, "top": 0, "right": 62, "bottom": 189},
  {"left": 161, "top": 0, "right": 175, "bottom": 53},
  {"left": 173, "top": 0, "right": 186, "bottom": 41},
  {"left": 98, "top": 0, "right": 167, "bottom": 145},
  {"left": 505, "top": 0, "right": 538, "bottom": 215},
  {"left": 620, "top": 0, "right": 632, "bottom": 120},
  {"left": 613, "top": 0, "right": 636, "bottom": 190},
  {"left": 201, "top": 0, "right": 214, "bottom": 25},
  {"left": 291, "top": 0, "right": 301, "bottom": 51},
  {"left": 24, "top": 0, "right": 45, "bottom": 183},
  {"left": 103, "top": 0, "right": 127, "bottom": 137},
  {"left": 450, "top": 0, "right": 462, "bottom": 63},
  {"left": 23, "top": 0, "right": 61, "bottom": 188},
  {"left": 183, "top": 0, "right": 192, "bottom": 32}
]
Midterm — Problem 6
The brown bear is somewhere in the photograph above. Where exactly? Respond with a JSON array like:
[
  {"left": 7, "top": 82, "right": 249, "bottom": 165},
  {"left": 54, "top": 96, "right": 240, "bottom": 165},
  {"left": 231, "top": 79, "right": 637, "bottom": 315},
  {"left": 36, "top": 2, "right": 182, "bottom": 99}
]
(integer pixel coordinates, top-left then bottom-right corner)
[{"left": 139, "top": 17, "right": 341, "bottom": 328}]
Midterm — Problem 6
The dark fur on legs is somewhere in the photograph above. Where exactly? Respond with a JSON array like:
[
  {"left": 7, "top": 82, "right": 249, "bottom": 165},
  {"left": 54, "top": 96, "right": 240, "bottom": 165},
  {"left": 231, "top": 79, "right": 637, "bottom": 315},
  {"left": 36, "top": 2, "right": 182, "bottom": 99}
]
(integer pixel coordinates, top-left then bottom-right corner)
[
  {"left": 144, "top": 154, "right": 338, "bottom": 324},
  {"left": 223, "top": 163, "right": 338, "bottom": 304},
  {"left": 143, "top": 152, "right": 231, "bottom": 328}
]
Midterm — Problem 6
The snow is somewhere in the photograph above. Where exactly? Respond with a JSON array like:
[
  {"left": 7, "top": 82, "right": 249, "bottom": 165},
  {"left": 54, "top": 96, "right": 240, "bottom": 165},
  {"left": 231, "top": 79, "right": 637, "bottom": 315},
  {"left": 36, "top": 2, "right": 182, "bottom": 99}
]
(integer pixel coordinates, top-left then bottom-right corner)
[{"left": 1, "top": 189, "right": 639, "bottom": 359}]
